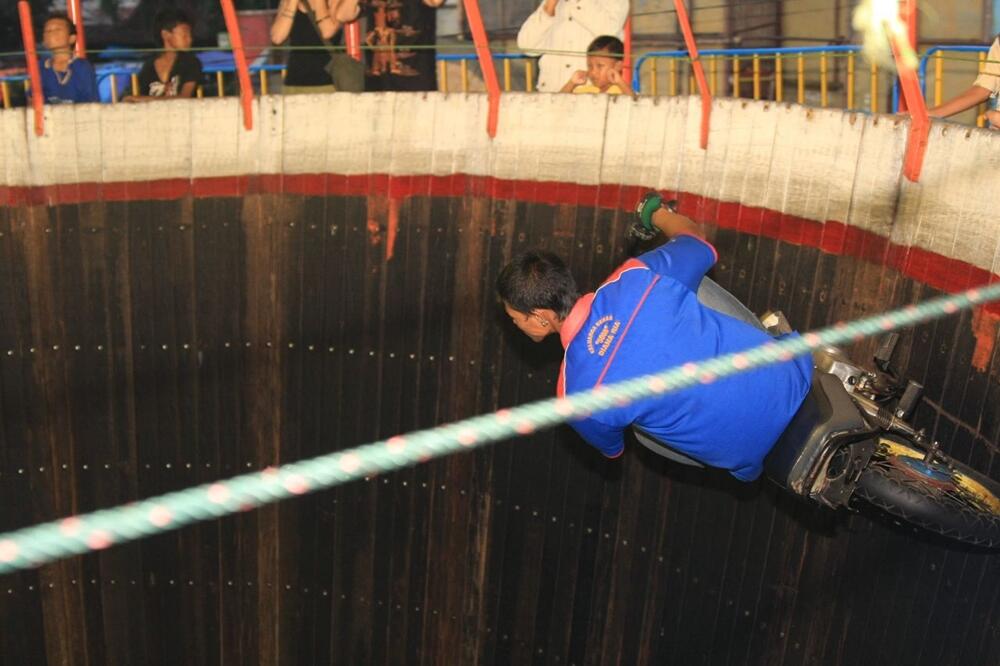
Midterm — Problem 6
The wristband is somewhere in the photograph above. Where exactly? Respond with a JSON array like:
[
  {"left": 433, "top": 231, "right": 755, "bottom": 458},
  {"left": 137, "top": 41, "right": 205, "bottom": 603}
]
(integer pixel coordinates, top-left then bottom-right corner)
[{"left": 635, "top": 191, "right": 663, "bottom": 233}]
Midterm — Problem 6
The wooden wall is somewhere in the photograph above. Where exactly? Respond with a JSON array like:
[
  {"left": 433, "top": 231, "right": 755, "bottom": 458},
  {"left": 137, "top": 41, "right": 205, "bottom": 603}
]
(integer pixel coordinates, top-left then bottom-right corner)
[{"left": 0, "top": 190, "right": 999, "bottom": 666}]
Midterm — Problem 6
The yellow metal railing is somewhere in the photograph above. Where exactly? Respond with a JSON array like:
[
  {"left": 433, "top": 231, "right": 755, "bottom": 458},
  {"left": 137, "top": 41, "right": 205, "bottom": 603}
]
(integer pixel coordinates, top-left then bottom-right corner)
[
  {"left": 1, "top": 47, "right": 993, "bottom": 116},
  {"left": 635, "top": 46, "right": 877, "bottom": 111}
]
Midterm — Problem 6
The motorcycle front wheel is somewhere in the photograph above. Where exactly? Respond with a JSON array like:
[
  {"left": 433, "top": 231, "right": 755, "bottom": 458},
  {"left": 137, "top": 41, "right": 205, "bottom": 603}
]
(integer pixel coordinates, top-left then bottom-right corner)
[{"left": 854, "top": 435, "right": 1000, "bottom": 548}]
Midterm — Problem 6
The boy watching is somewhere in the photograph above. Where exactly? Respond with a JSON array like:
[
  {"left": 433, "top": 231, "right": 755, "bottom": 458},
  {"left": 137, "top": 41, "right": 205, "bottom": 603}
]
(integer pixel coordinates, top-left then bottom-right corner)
[
  {"left": 37, "top": 13, "right": 99, "bottom": 104},
  {"left": 560, "top": 35, "right": 626, "bottom": 95},
  {"left": 127, "top": 8, "right": 203, "bottom": 102}
]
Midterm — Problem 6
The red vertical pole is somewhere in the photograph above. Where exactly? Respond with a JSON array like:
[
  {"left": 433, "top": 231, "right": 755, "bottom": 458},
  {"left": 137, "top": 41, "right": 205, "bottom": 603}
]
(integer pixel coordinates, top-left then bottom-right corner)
[
  {"left": 888, "top": 26, "right": 929, "bottom": 182},
  {"left": 673, "top": 0, "right": 712, "bottom": 149},
  {"left": 623, "top": 16, "right": 632, "bottom": 90},
  {"left": 461, "top": 0, "right": 501, "bottom": 138},
  {"left": 219, "top": 0, "right": 254, "bottom": 131},
  {"left": 345, "top": 22, "right": 362, "bottom": 61},
  {"left": 18, "top": 0, "right": 44, "bottom": 137},
  {"left": 67, "top": 0, "right": 87, "bottom": 57},
  {"left": 897, "top": 0, "right": 917, "bottom": 112}
]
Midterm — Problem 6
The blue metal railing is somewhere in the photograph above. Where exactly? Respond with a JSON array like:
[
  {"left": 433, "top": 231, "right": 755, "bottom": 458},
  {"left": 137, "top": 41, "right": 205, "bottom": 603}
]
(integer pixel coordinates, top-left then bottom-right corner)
[
  {"left": 3, "top": 44, "right": 996, "bottom": 112},
  {"left": 631, "top": 45, "right": 863, "bottom": 95}
]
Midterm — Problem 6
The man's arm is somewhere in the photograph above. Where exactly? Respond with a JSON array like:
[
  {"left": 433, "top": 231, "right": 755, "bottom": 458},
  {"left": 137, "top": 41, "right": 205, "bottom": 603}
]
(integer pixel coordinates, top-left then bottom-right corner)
[
  {"left": 649, "top": 206, "right": 705, "bottom": 240},
  {"left": 926, "top": 85, "right": 992, "bottom": 118},
  {"left": 516, "top": 1, "right": 558, "bottom": 52}
]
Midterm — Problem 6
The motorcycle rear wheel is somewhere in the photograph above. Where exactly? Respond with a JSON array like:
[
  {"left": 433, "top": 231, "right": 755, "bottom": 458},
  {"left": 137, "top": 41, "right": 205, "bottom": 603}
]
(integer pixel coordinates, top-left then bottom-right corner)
[{"left": 854, "top": 435, "right": 1000, "bottom": 548}]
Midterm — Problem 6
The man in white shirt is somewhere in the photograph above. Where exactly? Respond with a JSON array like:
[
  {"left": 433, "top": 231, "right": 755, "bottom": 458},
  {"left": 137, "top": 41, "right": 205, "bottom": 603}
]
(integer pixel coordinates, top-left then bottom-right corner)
[{"left": 517, "top": 0, "right": 630, "bottom": 93}]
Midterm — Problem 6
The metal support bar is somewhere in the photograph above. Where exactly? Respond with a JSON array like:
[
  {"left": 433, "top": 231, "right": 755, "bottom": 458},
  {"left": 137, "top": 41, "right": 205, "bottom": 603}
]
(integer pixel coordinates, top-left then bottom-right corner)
[
  {"left": 461, "top": 0, "right": 501, "bottom": 138},
  {"left": 897, "top": 0, "right": 918, "bottom": 112},
  {"left": 888, "top": 26, "right": 929, "bottom": 182},
  {"left": 673, "top": 0, "right": 712, "bottom": 149},
  {"left": 18, "top": 0, "right": 44, "bottom": 137},
  {"left": 219, "top": 0, "right": 254, "bottom": 130},
  {"left": 345, "top": 21, "right": 362, "bottom": 61},
  {"left": 67, "top": 0, "right": 87, "bottom": 57},
  {"left": 623, "top": 16, "right": 633, "bottom": 90}
]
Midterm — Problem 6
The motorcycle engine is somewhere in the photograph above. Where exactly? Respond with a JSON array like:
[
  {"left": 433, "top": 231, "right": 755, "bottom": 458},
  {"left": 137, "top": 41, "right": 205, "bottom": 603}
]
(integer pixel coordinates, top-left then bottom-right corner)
[{"left": 812, "top": 345, "right": 865, "bottom": 393}]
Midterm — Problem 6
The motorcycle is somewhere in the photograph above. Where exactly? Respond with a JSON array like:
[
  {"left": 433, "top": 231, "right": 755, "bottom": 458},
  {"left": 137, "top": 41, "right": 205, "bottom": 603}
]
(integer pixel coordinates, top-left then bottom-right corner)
[{"left": 626, "top": 198, "right": 1000, "bottom": 548}]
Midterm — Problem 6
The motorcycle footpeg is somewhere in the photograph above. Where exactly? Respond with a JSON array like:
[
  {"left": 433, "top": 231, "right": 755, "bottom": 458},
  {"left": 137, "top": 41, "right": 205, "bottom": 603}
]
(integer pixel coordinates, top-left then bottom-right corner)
[{"left": 760, "top": 310, "right": 792, "bottom": 336}]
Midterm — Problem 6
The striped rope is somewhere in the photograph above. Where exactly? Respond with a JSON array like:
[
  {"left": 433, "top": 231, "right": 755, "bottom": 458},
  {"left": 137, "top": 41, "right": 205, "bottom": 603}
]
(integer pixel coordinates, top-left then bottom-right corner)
[{"left": 0, "top": 282, "right": 998, "bottom": 575}]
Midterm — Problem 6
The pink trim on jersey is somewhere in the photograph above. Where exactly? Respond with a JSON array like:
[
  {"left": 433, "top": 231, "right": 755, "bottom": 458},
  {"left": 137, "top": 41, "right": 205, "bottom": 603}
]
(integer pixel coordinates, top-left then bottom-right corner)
[
  {"left": 556, "top": 258, "right": 651, "bottom": 398},
  {"left": 594, "top": 275, "right": 660, "bottom": 387}
]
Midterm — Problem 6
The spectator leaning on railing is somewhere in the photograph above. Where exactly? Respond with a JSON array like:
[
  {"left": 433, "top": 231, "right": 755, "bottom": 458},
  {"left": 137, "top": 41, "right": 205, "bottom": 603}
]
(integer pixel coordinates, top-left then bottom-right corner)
[
  {"left": 362, "top": 0, "right": 445, "bottom": 93},
  {"left": 125, "top": 8, "right": 203, "bottom": 102},
  {"left": 516, "top": 0, "right": 629, "bottom": 93},
  {"left": 270, "top": 0, "right": 362, "bottom": 94},
  {"left": 35, "top": 12, "right": 99, "bottom": 104},
  {"left": 926, "top": 34, "right": 999, "bottom": 129},
  {"left": 560, "top": 35, "right": 626, "bottom": 95}
]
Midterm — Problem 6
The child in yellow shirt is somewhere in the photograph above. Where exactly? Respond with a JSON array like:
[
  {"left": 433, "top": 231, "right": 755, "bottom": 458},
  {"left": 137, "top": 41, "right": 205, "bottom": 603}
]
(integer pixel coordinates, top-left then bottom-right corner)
[{"left": 560, "top": 35, "right": 626, "bottom": 95}]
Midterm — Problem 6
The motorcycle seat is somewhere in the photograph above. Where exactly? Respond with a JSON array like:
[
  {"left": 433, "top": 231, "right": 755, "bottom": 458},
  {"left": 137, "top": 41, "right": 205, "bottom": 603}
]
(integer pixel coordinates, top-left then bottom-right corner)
[{"left": 764, "top": 371, "right": 872, "bottom": 492}]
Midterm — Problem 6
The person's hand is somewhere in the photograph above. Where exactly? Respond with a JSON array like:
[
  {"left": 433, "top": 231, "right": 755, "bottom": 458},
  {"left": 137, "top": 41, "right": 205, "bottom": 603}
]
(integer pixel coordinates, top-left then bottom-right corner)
[
  {"left": 543, "top": 0, "right": 558, "bottom": 16},
  {"left": 986, "top": 110, "right": 1000, "bottom": 130},
  {"left": 607, "top": 68, "right": 625, "bottom": 88},
  {"left": 569, "top": 70, "right": 588, "bottom": 87}
]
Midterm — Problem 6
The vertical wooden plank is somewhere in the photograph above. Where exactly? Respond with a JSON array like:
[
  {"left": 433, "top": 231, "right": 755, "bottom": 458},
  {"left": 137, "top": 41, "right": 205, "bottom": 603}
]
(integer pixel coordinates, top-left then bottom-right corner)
[{"left": 14, "top": 201, "right": 93, "bottom": 666}]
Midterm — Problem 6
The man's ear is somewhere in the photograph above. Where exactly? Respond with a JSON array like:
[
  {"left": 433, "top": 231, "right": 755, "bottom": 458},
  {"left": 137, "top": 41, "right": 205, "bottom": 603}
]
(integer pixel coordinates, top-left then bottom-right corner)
[
  {"left": 68, "top": 34, "right": 77, "bottom": 47},
  {"left": 533, "top": 308, "right": 561, "bottom": 328}
]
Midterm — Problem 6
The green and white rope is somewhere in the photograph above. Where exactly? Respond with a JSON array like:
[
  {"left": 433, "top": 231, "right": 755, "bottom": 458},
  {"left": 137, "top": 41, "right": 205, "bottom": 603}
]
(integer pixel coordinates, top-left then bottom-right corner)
[{"left": 1, "top": 283, "right": 999, "bottom": 575}]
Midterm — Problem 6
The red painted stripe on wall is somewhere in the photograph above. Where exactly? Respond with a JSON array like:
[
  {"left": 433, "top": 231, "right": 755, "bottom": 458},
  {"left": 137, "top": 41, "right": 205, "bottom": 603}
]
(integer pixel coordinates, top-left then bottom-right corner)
[{"left": 2, "top": 173, "right": 996, "bottom": 313}]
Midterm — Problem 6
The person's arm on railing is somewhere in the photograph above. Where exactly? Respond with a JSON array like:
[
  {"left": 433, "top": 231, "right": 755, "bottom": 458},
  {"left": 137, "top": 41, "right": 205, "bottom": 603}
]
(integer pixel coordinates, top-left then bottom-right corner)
[
  {"left": 421, "top": 0, "right": 446, "bottom": 7},
  {"left": 927, "top": 37, "right": 999, "bottom": 119},
  {"left": 560, "top": 70, "right": 587, "bottom": 93},
  {"left": 926, "top": 85, "right": 992, "bottom": 118}
]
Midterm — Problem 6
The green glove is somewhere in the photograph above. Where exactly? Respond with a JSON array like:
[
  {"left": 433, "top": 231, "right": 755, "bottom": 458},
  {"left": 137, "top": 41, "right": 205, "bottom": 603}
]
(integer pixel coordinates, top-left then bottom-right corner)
[{"left": 635, "top": 191, "right": 663, "bottom": 233}]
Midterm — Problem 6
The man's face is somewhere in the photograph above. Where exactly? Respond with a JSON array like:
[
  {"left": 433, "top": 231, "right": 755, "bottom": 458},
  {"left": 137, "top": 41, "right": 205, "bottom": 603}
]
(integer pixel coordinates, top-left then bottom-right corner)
[
  {"left": 586, "top": 54, "right": 622, "bottom": 89},
  {"left": 504, "top": 303, "right": 550, "bottom": 343},
  {"left": 162, "top": 23, "right": 193, "bottom": 50},
  {"left": 42, "top": 19, "right": 74, "bottom": 53}
]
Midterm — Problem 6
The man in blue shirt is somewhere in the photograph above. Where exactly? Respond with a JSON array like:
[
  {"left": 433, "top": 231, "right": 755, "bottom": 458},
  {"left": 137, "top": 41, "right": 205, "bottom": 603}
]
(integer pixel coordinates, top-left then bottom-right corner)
[
  {"left": 497, "top": 198, "right": 813, "bottom": 481},
  {"left": 37, "top": 13, "right": 99, "bottom": 105}
]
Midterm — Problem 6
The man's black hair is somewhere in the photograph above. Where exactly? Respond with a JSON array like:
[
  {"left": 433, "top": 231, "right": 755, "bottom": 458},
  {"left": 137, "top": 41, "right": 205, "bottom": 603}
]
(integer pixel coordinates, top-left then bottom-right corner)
[
  {"left": 496, "top": 251, "right": 579, "bottom": 319},
  {"left": 587, "top": 35, "right": 624, "bottom": 60},
  {"left": 154, "top": 7, "right": 193, "bottom": 44},
  {"left": 43, "top": 12, "right": 76, "bottom": 35}
]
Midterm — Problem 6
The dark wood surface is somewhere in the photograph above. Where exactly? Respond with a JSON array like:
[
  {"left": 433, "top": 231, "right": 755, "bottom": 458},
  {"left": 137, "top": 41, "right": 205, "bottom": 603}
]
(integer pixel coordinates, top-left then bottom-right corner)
[{"left": 0, "top": 192, "right": 999, "bottom": 666}]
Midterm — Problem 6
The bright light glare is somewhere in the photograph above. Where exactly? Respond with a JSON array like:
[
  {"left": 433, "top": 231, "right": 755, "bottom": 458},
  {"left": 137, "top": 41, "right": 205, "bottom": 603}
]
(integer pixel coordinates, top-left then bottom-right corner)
[{"left": 852, "top": 0, "right": 919, "bottom": 71}]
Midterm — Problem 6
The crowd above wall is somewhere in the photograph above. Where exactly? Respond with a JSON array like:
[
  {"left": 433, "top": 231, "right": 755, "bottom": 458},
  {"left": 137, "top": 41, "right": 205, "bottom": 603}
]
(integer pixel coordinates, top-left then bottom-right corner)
[{"left": 13, "top": 1, "right": 1000, "bottom": 131}]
